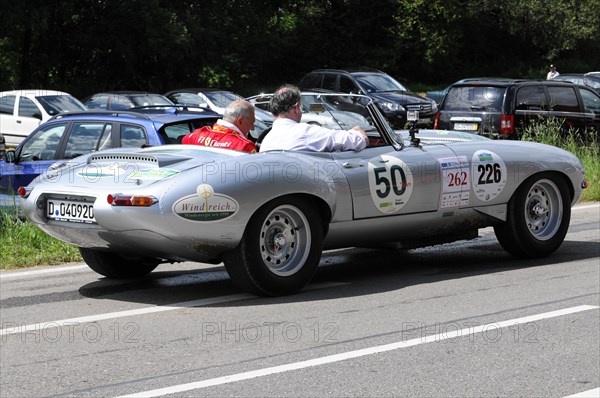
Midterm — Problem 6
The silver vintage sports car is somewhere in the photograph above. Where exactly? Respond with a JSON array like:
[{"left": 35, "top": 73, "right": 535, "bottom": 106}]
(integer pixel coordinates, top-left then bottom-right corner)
[{"left": 19, "top": 94, "right": 587, "bottom": 296}]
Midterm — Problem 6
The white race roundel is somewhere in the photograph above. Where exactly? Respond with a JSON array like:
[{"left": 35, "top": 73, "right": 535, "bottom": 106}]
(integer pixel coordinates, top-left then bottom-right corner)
[
  {"left": 471, "top": 150, "right": 507, "bottom": 201},
  {"left": 367, "top": 155, "right": 413, "bottom": 213}
]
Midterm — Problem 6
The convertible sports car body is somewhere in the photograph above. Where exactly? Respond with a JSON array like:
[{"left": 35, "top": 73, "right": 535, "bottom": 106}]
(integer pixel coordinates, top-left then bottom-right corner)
[{"left": 20, "top": 94, "right": 587, "bottom": 295}]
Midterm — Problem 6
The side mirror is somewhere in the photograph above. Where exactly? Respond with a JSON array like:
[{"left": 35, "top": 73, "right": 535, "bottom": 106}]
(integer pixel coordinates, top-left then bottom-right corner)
[{"left": 4, "top": 150, "right": 16, "bottom": 163}]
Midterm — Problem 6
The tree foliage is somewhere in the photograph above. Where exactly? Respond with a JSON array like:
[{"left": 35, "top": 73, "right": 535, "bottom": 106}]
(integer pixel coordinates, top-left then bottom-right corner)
[{"left": 0, "top": 0, "right": 598, "bottom": 98}]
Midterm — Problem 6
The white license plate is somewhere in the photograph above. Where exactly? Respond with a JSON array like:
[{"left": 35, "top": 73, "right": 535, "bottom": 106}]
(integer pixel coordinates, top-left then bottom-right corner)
[
  {"left": 453, "top": 122, "right": 478, "bottom": 131},
  {"left": 47, "top": 199, "right": 96, "bottom": 223}
]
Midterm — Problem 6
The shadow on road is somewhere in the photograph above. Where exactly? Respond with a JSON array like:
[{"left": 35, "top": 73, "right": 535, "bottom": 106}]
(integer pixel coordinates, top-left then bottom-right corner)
[{"left": 76, "top": 237, "right": 600, "bottom": 307}]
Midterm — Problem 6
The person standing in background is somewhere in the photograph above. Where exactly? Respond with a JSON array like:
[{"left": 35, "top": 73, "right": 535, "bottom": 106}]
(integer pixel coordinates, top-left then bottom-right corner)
[{"left": 547, "top": 64, "right": 560, "bottom": 80}]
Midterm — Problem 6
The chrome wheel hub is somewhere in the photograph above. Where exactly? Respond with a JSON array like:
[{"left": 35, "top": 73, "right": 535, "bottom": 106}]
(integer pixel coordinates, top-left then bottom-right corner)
[
  {"left": 259, "top": 205, "right": 311, "bottom": 276},
  {"left": 524, "top": 179, "right": 563, "bottom": 241}
]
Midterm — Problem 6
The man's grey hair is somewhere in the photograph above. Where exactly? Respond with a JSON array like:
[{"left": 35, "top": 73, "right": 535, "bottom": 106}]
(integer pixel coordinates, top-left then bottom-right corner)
[{"left": 223, "top": 99, "right": 254, "bottom": 122}]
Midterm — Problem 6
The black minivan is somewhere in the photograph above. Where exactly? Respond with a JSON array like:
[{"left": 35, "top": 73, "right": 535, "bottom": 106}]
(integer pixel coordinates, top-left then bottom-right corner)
[{"left": 434, "top": 79, "right": 600, "bottom": 139}]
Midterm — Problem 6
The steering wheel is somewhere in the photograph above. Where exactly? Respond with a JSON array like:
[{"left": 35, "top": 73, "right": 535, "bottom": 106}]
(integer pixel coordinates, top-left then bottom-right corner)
[{"left": 254, "top": 126, "right": 272, "bottom": 150}]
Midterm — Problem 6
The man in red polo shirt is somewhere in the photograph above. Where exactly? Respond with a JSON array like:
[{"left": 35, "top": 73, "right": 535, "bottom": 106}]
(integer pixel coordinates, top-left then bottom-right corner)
[{"left": 182, "top": 99, "right": 257, "bottom": 153}]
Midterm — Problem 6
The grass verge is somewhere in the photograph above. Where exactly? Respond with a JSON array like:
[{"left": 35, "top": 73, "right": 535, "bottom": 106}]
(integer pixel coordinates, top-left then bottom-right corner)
[
  {"left": 521, "top": 119, "right": 599, "bottom": 202},
  {"left": 1, "top": 207, "right": 81, "bottom": 270}
]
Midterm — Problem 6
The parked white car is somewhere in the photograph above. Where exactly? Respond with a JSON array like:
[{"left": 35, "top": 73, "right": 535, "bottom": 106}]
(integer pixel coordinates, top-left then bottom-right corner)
[{"left": 0, "top": 89, "right": 86, "bottom": 146}]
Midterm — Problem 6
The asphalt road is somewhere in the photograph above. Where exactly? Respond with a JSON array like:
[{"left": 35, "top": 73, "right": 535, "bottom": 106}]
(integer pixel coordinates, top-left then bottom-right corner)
[{"left": 1, "top": 203, "right": 599, "bottom": 398}]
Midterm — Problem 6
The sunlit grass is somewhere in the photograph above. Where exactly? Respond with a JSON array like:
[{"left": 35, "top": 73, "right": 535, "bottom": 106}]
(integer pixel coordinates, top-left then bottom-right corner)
[{"left": 0, "top": 207, "right": 81, "bottom": 270}]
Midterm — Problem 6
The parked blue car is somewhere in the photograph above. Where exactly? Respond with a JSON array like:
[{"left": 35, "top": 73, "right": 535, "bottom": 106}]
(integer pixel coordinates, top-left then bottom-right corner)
[{"left": 0, "top": 108, "right": 219, "bottom": 194}]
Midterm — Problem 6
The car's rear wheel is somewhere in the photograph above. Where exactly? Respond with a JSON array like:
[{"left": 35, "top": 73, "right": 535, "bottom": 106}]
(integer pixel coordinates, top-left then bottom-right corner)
[
  {"left": 223, "top": 196, "right": 324, "bottom": 296},
  {"left": 79, "top": 248, "right": 159, "bottom": 278},
  {"left": 494, "top": 172, "right": 571, "bottom": 258}
]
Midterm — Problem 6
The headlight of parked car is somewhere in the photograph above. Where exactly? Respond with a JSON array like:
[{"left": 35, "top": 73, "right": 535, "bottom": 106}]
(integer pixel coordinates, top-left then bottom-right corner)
[
  {"left": 430, "top": 99, "right": 438, "bottom": 113},
  {"left": 378, "top": 102, "right": 405, "bottom": 113}
]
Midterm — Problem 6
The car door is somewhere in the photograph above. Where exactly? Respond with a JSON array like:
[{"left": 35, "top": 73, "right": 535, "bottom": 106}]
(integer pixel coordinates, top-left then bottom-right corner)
[
  {"left": 0, "top": 94, "right": 42, "bottom": 146},
  {"left": 0, "top": 94, "right": 19, "bottom": 145},
  {"left": 0, "top": 122, "right": 68, "bottom": 193},
  {"left": 577, "top": 86, "right": 600, "bottom": 132},
  {"left": 545, "top": 85, "right": 594, "bottom": 131},
  {"left": 333, "top": 144, "right": 457, "bottom": 219},
  {"left": 16, "top": 95, "right": 45, "bottom": 136}
]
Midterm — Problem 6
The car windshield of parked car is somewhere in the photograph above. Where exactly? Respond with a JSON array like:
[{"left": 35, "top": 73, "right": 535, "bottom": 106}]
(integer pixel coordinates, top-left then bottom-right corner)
[
  {"left": 203, "top": 91, "right": 243, "bottom": 108},
  {"left": 444, "top": 86, "right": 505, "bottom": 111},
  {"left": 353, "top": 73, "right": 408, "bottom": 94},
  {"left": 130, "top": 95, "right": 172, "bottom": 107},
  {"left": 585, "top": 76, "right": 600, "bottom": 90},
  {"left": 36, "top": 95, "right": 86, "bottom": 116},
  {"left": 19, "top": 123, "right": 67, "bottom": 161}
]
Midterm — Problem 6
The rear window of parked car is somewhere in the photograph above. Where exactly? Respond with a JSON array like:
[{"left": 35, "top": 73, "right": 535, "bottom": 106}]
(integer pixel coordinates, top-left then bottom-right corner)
[{"left": 444, "top": 86, "right": 505, "bottom": 111}]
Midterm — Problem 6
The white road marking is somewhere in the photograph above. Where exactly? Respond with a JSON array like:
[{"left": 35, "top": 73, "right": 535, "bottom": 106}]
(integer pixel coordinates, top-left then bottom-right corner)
[
  {"left": 573, "top": 203, "right": 600, "bottom": 211},
  {"left": 0, "top": 264, "right": 88, "bottom": 279},
  {"left": 0, "top": 282, "right": 345, "bottom": 337},
  {"left": 118, "top": 305, "right": 599, "bottom": 398},
  {"left": 564, "top": 387, "right": 600, "bottom": 398}
]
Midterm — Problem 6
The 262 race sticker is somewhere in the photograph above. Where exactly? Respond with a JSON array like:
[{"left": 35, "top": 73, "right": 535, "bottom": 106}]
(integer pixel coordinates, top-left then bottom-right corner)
[
  {"left": 472, "top": 150, "right": 507, "bottom": 201},
  {"left": 368, "top": 155, "right": 413, "bottom": 213},
  {"left": 439, "top": 156, "right": 470, "bottom": 208}
]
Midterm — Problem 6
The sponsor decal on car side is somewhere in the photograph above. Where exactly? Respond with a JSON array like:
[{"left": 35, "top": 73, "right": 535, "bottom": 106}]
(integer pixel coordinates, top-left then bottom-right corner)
[
  {"left": 368, "top": 155, "right": 414, "bottom": 214},
  {"left": 471, "top": 150, "right": 507, "bottom": 201},
  {"left": 438, "top": 155, "right": 471, "bottom": 208},
  {"left": 173, "top": 184, "right": 239, "bottom": 221}
]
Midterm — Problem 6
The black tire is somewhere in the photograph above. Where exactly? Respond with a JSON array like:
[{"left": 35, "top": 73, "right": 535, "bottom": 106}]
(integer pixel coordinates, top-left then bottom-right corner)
[
  {"left": 79, "top": 248, "right": 159, "bottom": 278},
  {"left": 493, "top": 172, "right": 571, "bottom": 258},
  {"left": 223, "top": 196, "right": 324, "bottom": 296}
]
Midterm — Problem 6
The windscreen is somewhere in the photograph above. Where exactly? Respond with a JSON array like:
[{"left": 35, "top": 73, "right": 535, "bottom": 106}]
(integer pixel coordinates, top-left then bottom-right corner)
[
  {"left": 444, "top": 86, "right": 505, "bottom": 111},
  {"left": 353, "top": 73, "right": 408, "bottom": 93},
  {"left": 36, "top": 95, "right": 86, "bottom": 115},
  {"left": 204, "top": 91, "right": 243, "bottom": 107}
]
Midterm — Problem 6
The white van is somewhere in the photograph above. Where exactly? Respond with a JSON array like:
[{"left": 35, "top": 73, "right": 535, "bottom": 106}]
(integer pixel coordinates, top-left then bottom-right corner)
[{"left": 0, "top": 89, "right": 86, "bottom": 146}]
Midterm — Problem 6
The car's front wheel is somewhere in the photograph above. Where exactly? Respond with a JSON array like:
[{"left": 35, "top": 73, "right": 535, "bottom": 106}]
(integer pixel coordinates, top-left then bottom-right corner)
[
  {"left": 223, "top": 196, "right": 324, "bottom": 296},
  {"left": 79, "top": 248, "right": 159, "bottom": 278},
  {"left": 494, "top": 172, "right": 571, "bottom": 258}
]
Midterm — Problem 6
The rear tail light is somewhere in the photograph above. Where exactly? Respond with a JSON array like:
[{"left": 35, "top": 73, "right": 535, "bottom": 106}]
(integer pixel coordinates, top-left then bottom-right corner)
[
  {"left": 17, "top": 186, "right": 31, "bottom": 198},
  {"left": 107, "top": 194, "right": 157, "bottom": 207},
  {"left": 433, "top": 112, "right": 440, "bottom": 129},
  {"left": 500, "top": 114, "right": 514, "bottom": 135}
]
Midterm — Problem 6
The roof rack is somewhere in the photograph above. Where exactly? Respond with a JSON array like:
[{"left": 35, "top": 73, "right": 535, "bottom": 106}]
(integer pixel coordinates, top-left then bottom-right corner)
[
  {"left": 50, "top": 110, "right": 152, "bottom": 120},
  {"left": 130, "top": 105, "right": 215, "bottom": 114}
]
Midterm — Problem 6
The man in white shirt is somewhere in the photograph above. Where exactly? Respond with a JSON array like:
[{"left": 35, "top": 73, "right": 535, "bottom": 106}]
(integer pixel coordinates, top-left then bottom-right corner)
[
  {"left": 547, "top": 64, "right": 560, "bottom": 80},
  {"left": 259, "top": 84, "right": 368, "bottom": 152}
]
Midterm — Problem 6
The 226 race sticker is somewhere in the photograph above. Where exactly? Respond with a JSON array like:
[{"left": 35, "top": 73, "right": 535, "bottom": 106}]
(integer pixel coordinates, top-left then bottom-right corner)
[{"left": 471, "top": 150, "right": 507, "bottom": 201}]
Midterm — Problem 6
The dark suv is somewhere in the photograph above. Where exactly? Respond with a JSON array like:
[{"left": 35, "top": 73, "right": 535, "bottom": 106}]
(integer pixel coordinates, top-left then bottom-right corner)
[
  {"left": 434, "top": 79, "right": 600, "bottom": 139},
  {"left": 298, "top": 69, "right": 437, "bottom": 128}
]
